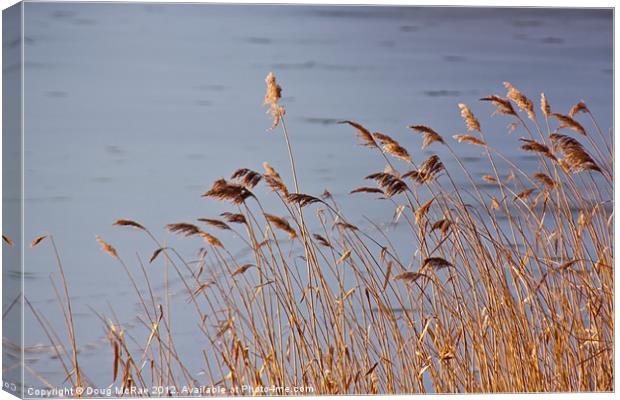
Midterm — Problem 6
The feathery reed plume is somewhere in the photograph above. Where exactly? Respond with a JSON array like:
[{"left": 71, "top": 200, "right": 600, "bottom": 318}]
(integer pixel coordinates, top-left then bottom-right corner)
[
  {"left": 197, "top": 218, "right": 231, "bottom": 231},
  {"left": 263, "top": 162, "right": 289, "bottom": 196},
  {"left": 491, "top": 197, "right": 500, "bottom": 209},
  {"left": 262, "top": 161, "right": 279, "bottom": 177},
  {"left": 431, "top": 219, "right": 451, "bottom": 235},
  {"left": 203, "top": 179, "right": 254, "bottom": 204},
  {"left": 200, "top": 231, "right": 224, "bottom": 248},
  {"left": 165, "top": 223, "right": 201, "bottom": 237},
  {"left": 373, "top": 133, "right": 398, "bottom": 146},
  {"left": 480, "top": 95, "right": 517, "bottom": 116},
  {"left": 533, "top": 172, "right": 555, "bottom": 189},
  {"left": 422, "top": 257, "right": 453, "bottom": 270},
  {"left": 149, "top": 247, "right": 167, "bottom": 264},
  {"left": 568, "top": 101, "right": 589, "bottom": 117},
  {"left": 403, "top": 155, "right": 444, "bottom": 184},
  {"left": 350, "top": 187, "right": 384, "bottom": 195},
  {"left": 383, "top": 177, "right": 408, "bottom": 197},
  {"left": 383, "top": 143, "right": 411, "bottom": 162},
  {"left": 286, "top": 193, "right": 322, "bottom": 207},
  {"left": 382, "top": 261, "right": 393, "bottom": 291},
  {"left": 231, "top": 264, "right": 254, "bottom": 277},
  {"left": 334, "top": 221, "right": 359, "bottom": 231},
  {"left": 558, "top": 159, "right": 572, "bottom": 173},
  {"left": 264, "top": 175, "right": 289, "bottom": 196},
  {"left": 366, "top": 171, "right": 408, "bottom": 197},
  {"left": 416, "top": 199, "right": 434, "bottom": 225},
  {"left": 312, "top": 234, "right": 331, "bottom": 247},
  {"left": 193, "top": 281, "right": 214, "bottom": 295},
  {"left": 96, "top": 235, "right": 118, "bottom": 258},
  {"left": 113, "top": 219, "right": 145, "bottom": 231},
  {"left": 393, "top": 271, "right": 426, "bottom": 283},
  {"left": 339, "top": 120, "right": 378, "bottom": 148},
  {"left": 373, "top": 133, "right": 411, "bottom": 162},
  {"left": 2, "top": 234, "right": 14, "bottom": 247},
  {"left": 458, "top": 103, "right": 481, "bottom": 131},
  {"left": 263, "top": 72, "right": 285, "bottom": 130},
  {"left": 366, "top": 172, "right": 396, "bottom": 187},
  {"left": 515, "top": 188, "right": 536, "bottom": 201},
  {"left": 503, "top": 82, "right": 536, "bottom": 120},
  {"left": 408, "top": 125, "right": 445, "bottom": 149},
  {"left": 220, "top": 212, "right": 247, "bottom": 225},
  {"left": 231, "top": 168, "right": 263, "bottom": 188},
  {"left": 31, "top": 235, "right": 48, "bottom": 248},
  {"left": 551, "top": 113, "right": 587, "bottom": 136},
  {"left": 540, "top": 93, "right": 551, "bottom": 117},
  {"left": 453, "top": 134, "right": 486, "bottom": 147},
  {"left": 550, "top": 134, "right": 601, "bottom": 173},
  {"left": 481, "top": 175, "right": 497, "bottom": 184},
  {"left": 264, "top": 213, "right": 297, "bottom": 238},
  {"left": 519, "top": 138, "right": 557, "bottom": 161}
]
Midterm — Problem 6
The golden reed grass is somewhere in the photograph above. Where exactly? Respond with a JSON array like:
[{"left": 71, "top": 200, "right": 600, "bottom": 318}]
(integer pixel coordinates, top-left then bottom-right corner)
[{"left": 13, "top": 73, "right": 613, "bottom": 395}]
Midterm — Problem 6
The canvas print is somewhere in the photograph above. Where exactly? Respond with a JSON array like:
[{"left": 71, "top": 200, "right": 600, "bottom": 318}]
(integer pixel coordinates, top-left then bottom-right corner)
[{"left": 2, "top": 2, "right": 614, "bottom": 397}]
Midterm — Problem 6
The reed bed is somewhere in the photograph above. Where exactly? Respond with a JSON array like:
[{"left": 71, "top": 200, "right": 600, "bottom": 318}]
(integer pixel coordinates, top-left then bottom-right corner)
[{"left": 21, "top": 74, "right": 613, "bottom": 394}]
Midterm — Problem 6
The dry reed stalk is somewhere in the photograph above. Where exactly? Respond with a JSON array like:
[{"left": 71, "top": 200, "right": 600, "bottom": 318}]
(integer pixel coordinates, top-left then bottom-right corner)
[{"left": 39, "top": 77, "right": 613, "bottom": 395}]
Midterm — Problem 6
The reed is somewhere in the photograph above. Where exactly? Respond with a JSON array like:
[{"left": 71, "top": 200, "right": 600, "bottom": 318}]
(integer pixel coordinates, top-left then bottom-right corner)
[{"left": 19, "top": 73, "right": 613, "bottom": 395}]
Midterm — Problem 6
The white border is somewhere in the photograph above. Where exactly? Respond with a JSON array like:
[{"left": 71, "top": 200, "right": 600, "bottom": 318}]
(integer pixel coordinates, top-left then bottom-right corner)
[{"left": 0, "top": 2, "right": 615, "bottom": 400}]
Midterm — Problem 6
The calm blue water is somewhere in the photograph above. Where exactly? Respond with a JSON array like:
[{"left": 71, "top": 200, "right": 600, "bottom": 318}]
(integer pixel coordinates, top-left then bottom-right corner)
[{"left": 6, "top": 3, "right": 613, "bottom": 392}]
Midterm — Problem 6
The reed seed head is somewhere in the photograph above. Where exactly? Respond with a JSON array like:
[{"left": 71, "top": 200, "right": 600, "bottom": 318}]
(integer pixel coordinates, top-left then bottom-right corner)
[
  {"left": 504, "top": 82, "right": 536, "bottom": 121},
  {"left": 458, "top": 104, "right": 481, "bottom": 132}
]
